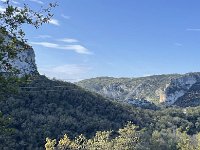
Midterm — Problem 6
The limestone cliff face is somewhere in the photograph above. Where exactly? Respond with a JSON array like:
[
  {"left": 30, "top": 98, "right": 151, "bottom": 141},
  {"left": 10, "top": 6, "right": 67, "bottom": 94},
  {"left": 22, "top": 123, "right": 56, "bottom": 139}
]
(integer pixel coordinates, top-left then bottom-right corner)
[
  {"left": 0, "top": 35, "right": 38, "bottom": 77},
  {"left": 163, "top": 75, "right": 197, "bottom": 105},
  {"left": 1, "top": 48, "right": 38, "bottom": 77},
  {"left": 77, "top": 73, "right": 200, "bottom": 106}
]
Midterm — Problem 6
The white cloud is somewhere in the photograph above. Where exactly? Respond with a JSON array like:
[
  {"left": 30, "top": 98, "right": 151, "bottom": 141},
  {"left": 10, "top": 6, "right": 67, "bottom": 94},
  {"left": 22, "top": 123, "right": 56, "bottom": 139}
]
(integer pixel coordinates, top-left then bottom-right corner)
[
  {"left": 62, "top": 45, "right": 92, "bottom": 54},
  {"left": 30, "top": 41, "right": 92, "bottom": 55},
  {"left": 58, "top": 38, "right": 79, "bottom": 43},
  {"left": 1, "top": 0, "right": 20, "bottom": 5},
  {"left": 38, "top": 64, "right": 92, "bottom": 82},
  {"left": 11, "top": 0, "right": 20, "bottom": 5},
  {"left": 29, "top": 0, "right": 44, "bottom": 4},
  {"left": 61, "top": 14, "right": 71, "bottom": 19},
  {"left": 142, "top": 74, "right": 153, "bottom": 77},
  {"left": 49, "top": 19, "right": 60, "bottom": 26},
  {"left": 34, "top": 35, "right": 52, "bottom": 39},
  {"left": 186, "top": 28, "right": 200, "bottom": 31},
  {"left": 0, "top": 6, "right": 5, "bottom": 12},
  {"left": 30, "top": 42, "right": 59, "bottom": 48}
]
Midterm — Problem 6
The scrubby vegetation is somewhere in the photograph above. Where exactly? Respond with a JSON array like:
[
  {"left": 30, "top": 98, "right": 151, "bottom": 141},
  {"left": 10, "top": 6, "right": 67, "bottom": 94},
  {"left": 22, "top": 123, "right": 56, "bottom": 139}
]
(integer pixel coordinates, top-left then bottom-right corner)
[
  {"left": 77, "top": 73, "right": 200, "bottom": 106},
  {"left": 45, "top": 122, "right": 200, "bottom": 150},
  {"left": 77, "top": 74, "right": 182, "bottom": 104},
  {"left": 0, "top": 75, "right": 153, "bottom": 149},
  {"left": 1, "top": 75, "right": 200, "bottom": 149}
]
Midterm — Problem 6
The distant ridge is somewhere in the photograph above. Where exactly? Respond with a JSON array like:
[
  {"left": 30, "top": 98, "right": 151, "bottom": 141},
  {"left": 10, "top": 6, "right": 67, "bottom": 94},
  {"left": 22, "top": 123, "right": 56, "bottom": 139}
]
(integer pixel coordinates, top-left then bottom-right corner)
[{"left": 77, "top": 72, "right": 200, "bottom": 107}]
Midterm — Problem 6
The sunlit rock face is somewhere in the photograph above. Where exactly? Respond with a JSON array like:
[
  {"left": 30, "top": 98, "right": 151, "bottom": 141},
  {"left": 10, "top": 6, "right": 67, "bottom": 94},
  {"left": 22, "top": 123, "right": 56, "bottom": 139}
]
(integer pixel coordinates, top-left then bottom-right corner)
[
  {"left": 77, "top": 73, "right": 200, "bottom": 106},
  {"left": 0, "top": 48, "right": 38, "bottom": 77},
  {"left": 163, "top": 75, "right": 197, "bottom": 105},
  {"left": 0, "top": 34, "right": 38, "bottom": 77}
]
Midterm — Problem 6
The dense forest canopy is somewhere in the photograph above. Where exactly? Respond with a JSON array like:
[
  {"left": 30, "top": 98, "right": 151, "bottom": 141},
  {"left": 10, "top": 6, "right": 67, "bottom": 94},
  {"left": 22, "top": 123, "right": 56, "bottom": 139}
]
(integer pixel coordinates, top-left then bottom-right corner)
[{"left": 0, "top": 75, "right": 200, "bottom": 149}]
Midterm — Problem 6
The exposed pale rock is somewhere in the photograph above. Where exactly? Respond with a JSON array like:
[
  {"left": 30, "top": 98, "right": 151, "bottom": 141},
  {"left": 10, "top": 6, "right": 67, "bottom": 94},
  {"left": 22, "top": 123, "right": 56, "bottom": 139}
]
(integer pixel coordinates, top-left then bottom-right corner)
[
  {"left": 0, "top": 34, "right": 38, "bottom": 77},
  {"left": 77, "top": 73, "right": 200, "bottom": 107}
]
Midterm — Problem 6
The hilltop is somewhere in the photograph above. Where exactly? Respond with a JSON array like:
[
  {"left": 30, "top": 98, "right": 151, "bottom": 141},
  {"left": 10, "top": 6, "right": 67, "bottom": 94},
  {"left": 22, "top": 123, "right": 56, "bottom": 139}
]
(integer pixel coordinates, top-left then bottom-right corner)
[{"left": 77, "top": 73, "right": 200, "bottom": 107}]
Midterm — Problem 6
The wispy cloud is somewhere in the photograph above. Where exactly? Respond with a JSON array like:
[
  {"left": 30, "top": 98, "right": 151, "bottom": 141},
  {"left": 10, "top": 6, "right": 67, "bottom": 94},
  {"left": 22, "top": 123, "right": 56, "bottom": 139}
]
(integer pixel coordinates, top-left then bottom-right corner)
[
  {"left": 38, "top": 64, "right": 92, "bottom": 82},
  {"left": 174, "top": 42, "right": 183, "bottom": 47},
  {"left": 30, "top": 41, "right": 92, "bottom": 55},
  {"left": 0, "top": 6, "right": 5, "bottom": 12},
  {"left": 11, "top": 0, "right": 20, "bottom": 5},
  {"left": 186, "top": 28, "right": 200, "bottom": 31},
  {"left": 30, "top": 42, "right": 59, "bottom": 48},
  {"left": 34, "top": 35, "right": 52, "bottom": 39},
  {"left": 0, "top": 0, "right": 22, "bottom": 11},
  {"left": 49, "top": 19, "right": 60, "bottom": 26},
  {"left": 63, "top": 45, "right": 92, "bottom": 55},
  {"left": 1, "top": 0, "right": 19, "bottom": 4},
  {"left": 61, "top": 14, "right": 71, "bottom": 19},
  {"left": 58, "top": 38, "right": 79, "bottom": 43},
  {"left": 142, "top": 74, "right": 153, "bottom": 77},
  {"left": 29, "top": 0, "right": 44, "bottom": 4}
]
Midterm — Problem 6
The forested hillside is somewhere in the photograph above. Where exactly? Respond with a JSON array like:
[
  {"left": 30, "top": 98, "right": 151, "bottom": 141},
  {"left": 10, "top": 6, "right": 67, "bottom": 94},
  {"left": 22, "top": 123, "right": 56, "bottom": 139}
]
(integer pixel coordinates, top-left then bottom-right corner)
[
  {"left": 1, "top": 0, "right": 200, "bottom": 149},
  {"left": 1, "top": 75, "right": 200, "bottom": 149},
  {"left": 0, "top": 75, "right": 154, "bottom": 149},
  {"left": 46, "top": 121, "right": 200, "bottom": 150}
]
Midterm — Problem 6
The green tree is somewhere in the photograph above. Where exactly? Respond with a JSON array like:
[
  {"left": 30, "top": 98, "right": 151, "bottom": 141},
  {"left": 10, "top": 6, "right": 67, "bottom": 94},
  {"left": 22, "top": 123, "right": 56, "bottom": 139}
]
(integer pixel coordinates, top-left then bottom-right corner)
[
  {"left": 0, "top": 1, "right": 57, "bottom": 149},
  {"left": 0, "top": 0, "right": 57, "bottom": 72},
  {"left": 112, "top": 122, "right": 139, "bottom": 150},
  {"left": 46, "top": 122, "right": 141, "bottom": 150},
  {"left": 87, "top": 131, "right": 112, "bottom": 150},
  {"left": 57, "top": 134, "right": 76, "bottom": 150},
  {"left": 176, "top": 130, "right": 195, "bottom": 150},
  {"left": 196, "top": 133, "right": 200, "bottom": 150},
  {"left": 45, "top": 138, "right": 56, "bottom": 150}
]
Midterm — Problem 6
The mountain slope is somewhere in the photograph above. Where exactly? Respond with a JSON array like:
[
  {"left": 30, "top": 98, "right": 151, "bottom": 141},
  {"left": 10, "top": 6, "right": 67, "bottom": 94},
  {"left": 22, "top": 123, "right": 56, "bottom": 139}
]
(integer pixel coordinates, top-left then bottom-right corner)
[
  {"left": 0, "top": 75, "right": 155, "bottom": 149},
  {"left": 0, "top": 42, "right": 154, "bottom": 148},
  {"left": 0, "top": 36, "right": 153, "bottom": 149},
  {"left": 77, "top": 73, "right": 200, "bottom": 106},
  {"left": 3, "top": 75, "right": 200, "bottom": 149},
  {"left": 175, "top": 81, "right": 200, "bottom": 107},
  {"left": 1, "top": 34, "right": 200, "bottom": 149}
]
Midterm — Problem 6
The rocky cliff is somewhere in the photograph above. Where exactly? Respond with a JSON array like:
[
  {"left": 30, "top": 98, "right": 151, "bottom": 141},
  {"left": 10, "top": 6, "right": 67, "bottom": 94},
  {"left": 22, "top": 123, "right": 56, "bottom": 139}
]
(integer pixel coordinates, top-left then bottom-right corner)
[
  {"left": 77, "top": 73, "right": 200, "bottom": 106},
  {"left": 0, "top": 34, "right": 38, "bottom": 77}
]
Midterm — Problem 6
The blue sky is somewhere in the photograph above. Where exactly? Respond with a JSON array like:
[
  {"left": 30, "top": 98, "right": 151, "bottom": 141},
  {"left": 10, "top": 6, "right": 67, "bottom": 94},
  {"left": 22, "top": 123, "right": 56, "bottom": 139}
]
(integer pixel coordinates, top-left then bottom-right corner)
[{"left": 2, "top": 0, "right": 200, "bottom": 82}]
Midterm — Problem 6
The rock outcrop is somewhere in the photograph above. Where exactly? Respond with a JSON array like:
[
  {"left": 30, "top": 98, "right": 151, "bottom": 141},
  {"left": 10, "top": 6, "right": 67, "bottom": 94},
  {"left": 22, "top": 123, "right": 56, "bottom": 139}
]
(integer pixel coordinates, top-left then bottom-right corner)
[
  {"left": 163, "top": 74, "right": 197, "bottom": 105},
  {"left": 77, "top": 73, "right": 200, "bottom": 106},
  {"left": 0, "top": 48, "right": 38, "bottom": 77},
  {"left": 0, "top": 34, "right": 38, "bottom": 77}
]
